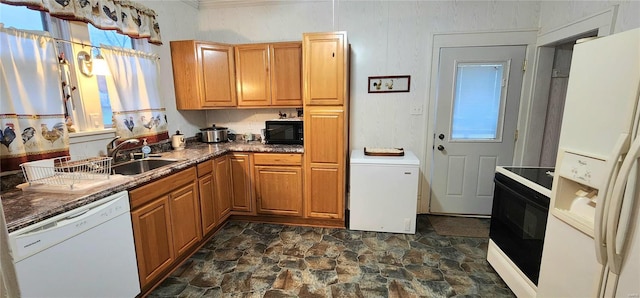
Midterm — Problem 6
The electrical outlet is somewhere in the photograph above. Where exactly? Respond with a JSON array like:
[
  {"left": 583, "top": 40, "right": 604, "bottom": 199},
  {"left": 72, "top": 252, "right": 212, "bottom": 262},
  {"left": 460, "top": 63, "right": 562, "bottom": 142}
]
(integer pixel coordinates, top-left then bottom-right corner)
[
  {"left": 90, "top": 113, "right": 101, "bottom": 128},
  {"left": 410, "top": 103, "right": 423, "bottom": 115}
]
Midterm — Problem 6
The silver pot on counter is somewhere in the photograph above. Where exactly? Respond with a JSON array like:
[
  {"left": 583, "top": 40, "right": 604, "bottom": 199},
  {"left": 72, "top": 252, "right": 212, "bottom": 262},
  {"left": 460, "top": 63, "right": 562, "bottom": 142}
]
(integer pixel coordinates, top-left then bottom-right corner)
[{"left": 199, "top": 125, "right": 229, "bottom": 143}]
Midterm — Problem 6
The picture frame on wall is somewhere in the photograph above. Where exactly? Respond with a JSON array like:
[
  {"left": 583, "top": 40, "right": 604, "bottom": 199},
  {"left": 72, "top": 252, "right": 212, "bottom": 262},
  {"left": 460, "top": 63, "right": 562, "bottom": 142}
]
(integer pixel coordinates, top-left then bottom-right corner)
[{"left": 368, "top": 75, "right": 411, "bottom": 93}]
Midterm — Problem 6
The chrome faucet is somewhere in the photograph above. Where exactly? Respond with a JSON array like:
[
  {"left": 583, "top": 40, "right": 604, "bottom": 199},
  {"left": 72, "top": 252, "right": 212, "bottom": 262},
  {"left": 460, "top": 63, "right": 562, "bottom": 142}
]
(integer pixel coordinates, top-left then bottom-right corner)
[{"left": 107, "top": 136, "right": 140, "bottom": 160}]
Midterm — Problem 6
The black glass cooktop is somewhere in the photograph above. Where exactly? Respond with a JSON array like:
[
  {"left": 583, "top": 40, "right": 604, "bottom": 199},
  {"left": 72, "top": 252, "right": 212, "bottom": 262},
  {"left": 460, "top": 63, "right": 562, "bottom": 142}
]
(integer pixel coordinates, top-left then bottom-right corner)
[{"left": 503, "top": 167, "right": 554, "bottom": 190}]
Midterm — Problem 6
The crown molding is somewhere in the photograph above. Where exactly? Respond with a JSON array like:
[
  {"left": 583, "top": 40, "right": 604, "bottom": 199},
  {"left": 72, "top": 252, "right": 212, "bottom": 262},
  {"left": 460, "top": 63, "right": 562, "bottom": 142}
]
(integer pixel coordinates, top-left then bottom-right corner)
[{"left": 198, "top": 0, "right": 328, "bottom": 9}]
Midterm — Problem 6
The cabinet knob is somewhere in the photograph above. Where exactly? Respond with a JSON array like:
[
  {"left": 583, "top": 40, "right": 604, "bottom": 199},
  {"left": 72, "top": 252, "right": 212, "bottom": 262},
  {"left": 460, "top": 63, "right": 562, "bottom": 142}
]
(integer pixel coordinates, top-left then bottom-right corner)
[{"left": 437, "top": 145, "right": 445, "bottom": 151}]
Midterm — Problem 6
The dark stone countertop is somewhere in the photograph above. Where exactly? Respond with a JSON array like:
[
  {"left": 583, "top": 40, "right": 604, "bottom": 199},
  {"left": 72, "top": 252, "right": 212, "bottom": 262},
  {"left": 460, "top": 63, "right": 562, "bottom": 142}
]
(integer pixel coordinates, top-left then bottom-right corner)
[{"left": 1, "top": 141, "right": 303, "bottom": 233}]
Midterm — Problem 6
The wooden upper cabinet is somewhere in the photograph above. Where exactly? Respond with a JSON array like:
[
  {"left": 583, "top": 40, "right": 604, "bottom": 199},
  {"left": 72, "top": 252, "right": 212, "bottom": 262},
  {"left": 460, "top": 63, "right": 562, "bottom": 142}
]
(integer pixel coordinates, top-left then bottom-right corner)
[
  {"left": 235, "top": 44, "right": 271, "bottom": 107},
  {"left": 270, "top": 42, "right": 302, "bottom": 106},
  {"left": 170, "top": 40, "right": 236, "bottom": 109},
  {"left": 303, "top": 32, "right": 348, "bottom": 106},
  {"left": 235, "top": 42, "right": 302, "bottom": 107}
]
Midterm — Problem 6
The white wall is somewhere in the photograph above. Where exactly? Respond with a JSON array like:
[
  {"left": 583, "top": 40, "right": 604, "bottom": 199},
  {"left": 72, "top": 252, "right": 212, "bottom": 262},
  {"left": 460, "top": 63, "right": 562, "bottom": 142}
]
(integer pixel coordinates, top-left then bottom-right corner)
[
  {"left": 539, "top": 0, "right": 640, "bottom": 35},
  {"left": 140, "top": 0, "right": 206, "bottom": 138},
  {"left": 198, "top": 1, "right": 540, "bottom": 155},
  {"left": 195, "top": 0, "right": 541, "bottom": 211}
]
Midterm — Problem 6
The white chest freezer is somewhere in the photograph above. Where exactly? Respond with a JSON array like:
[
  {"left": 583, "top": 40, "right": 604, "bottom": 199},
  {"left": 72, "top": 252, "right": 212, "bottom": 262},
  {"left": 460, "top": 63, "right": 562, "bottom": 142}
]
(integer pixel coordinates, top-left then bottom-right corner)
[{"left": 349, "top": 149, "right": 420, "bottom": 234}]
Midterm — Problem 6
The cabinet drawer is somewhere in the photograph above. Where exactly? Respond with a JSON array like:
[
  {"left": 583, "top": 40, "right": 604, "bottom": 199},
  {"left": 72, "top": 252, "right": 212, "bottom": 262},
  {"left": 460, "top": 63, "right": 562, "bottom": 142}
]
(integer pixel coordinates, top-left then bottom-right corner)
[
  {"left": 130, "top": 167, "right": 197, "bottom": 209},
  {"left": 197, "top": 160, "right": 213, "bottom": 177},
  {"left": 254, "top": 153, "right": 302, "bottom": 166}
]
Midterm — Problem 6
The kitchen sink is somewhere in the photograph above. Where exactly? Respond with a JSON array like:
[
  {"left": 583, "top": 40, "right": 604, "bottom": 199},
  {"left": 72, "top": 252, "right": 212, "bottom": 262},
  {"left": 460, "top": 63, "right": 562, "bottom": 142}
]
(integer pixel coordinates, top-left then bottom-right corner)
[{"left": 111, "top": 158, "right": 180, "bottom": 175}]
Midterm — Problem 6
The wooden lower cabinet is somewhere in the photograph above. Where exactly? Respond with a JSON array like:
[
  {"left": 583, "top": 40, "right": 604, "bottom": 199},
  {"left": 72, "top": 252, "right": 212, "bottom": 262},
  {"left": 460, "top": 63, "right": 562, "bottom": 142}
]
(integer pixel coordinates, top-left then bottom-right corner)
[
  {"left": 131, "top": 196, "right": 174, "bottom": 288},
  {"left": 129, "top": 167, "right": 201, "bottom": 290},
  {"left": 229, "top": 153, "right": 253, "bottom": 213},
  {"left": 304, "top": 107, "right": 346, "bottom": 220},
  {"left": 170, "top": 183, "right": 202, "bottom": 257},
  {"left": 214, "top": 155, "right": 232, "bottom": 222},
  {"left": 306, "top": 164, "right": 342, "bottom": 219},
  {"left": 198, "top": 170, "right": 216, "bottom": 235},
  {"left": 255, "top": 165, "right": 303, "bottom": 216}
]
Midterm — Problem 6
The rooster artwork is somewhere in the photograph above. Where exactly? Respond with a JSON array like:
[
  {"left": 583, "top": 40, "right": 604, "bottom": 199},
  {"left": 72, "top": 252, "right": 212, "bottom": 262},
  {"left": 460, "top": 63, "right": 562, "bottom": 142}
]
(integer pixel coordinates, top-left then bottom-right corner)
[
  {"left": 0, "top": 123, "right": 16, "bottom": 151},
  {"left": 41, "top": 123, "right": 65, "bottom": 145},
  {"left": 124, "top": 116, "right": 135, "bottom": 133},
  {"left": 141, "top": 116, "right": 153, "bottom": 130},
  {"left": 141, "top": 115, "right": 163, "bottom": 130},
  {"left": 22, "top": 127, "right": 36, "bottom": 144}
]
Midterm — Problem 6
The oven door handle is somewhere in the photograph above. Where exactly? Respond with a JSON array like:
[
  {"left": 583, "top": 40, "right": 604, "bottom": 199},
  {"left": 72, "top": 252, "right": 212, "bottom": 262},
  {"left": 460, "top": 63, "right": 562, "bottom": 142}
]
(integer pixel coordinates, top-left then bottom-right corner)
[{"left": 493, "top": 178, "right": 549, "bottom": 210}]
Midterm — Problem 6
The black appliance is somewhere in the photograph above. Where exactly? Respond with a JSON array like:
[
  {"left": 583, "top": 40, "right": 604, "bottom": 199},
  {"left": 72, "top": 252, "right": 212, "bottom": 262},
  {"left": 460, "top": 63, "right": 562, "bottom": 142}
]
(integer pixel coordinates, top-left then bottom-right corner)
[
  {"left": 264, "top": 120, "right": 303, "bottom": 145},
  {"left": 490, "top": 167, "right": 553, "bottom": 285}
]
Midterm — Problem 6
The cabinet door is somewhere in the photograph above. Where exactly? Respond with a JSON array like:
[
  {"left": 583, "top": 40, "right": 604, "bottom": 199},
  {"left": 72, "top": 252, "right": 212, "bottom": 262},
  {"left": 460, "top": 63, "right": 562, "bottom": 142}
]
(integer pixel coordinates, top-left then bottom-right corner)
[
  {"left": 235, "top": 44, "right": 270, "bottom": 106},
  {"left": 306, "top": 165, "right": 342, "bottom": 218},
  {"left": 214, "top": 155, "right": 232, "bottom": 222},
  {"left": 198, "top": 172, "right": 216, "bottom": 235},
  {"left": 170, "top": 183, "right": 202, "bottom": 258},
  {"left": 303, "top": 32, "right": 347, "bottom": 106},
  {"left": 306, "top": 107, "right": 345, "bottom": 164},
  {"left": 229, "top": 153, "right": 253, "bottom": 213},
  {"left": 304, "top": 107, "right": 346, "bottom": 219},
  {"left": 170, "top": 40, "right": 200, "bottom": 110},
  {"left": 255, "top": 166, "right": 303, "bottom": 216},
  {"left": 131, "top": 196, "right": 174, "bottom": 288},
  {"left": 271, "top": 42, "right": 302, "bottom": 106},
  {"left": 197, "top": 42, "right": 237, "bottom": 107}
]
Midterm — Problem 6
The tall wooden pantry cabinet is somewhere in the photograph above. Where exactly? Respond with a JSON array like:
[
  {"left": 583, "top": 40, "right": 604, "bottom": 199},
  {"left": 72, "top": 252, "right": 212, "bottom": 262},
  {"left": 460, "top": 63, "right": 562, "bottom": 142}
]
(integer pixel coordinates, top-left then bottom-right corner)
[{"left": 302, "top": 32, "right": 349, "bottom": 225}]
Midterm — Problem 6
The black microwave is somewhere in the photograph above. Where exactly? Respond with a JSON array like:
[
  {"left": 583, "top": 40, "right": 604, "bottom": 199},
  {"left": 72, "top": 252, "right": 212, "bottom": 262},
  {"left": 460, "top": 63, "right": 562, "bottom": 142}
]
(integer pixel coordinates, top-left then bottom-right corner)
[{"left": 264, "top": 120, "right": 303, "bottom": 145}]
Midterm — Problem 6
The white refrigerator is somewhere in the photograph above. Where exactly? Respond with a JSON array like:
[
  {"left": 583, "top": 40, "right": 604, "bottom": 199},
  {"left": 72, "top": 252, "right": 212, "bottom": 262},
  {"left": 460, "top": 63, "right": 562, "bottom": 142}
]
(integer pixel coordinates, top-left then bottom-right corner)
[{"left": 537, "top": 28, "right": 640, "bottom": 297}]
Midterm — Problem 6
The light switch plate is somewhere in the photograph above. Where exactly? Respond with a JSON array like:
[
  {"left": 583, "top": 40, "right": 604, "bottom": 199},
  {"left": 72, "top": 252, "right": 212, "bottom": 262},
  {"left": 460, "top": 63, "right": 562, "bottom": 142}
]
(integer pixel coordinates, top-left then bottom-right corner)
[{"left": 410, "top": 103, "right": 423, "bottom": 115}]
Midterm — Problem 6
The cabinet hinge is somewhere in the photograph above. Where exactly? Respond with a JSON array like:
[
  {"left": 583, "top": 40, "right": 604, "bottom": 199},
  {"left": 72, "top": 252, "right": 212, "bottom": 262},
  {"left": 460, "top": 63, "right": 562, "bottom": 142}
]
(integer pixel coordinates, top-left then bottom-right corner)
[
  {"left": 515, "top": 129, "right": 519, "bottom": 142},
  {"left": 522, "top": 60, "right": 527, "bottom": 72}
]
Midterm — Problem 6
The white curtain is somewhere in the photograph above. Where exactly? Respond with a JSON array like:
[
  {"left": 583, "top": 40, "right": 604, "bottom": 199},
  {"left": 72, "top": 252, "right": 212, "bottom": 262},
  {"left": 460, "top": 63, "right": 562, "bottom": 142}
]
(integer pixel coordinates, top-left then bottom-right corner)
[
  {"left": 0, "top": 25, "right": 69, "bottom": 172},
  {"left": 101, "top": 45, "right": 168, "bottom": 144}
]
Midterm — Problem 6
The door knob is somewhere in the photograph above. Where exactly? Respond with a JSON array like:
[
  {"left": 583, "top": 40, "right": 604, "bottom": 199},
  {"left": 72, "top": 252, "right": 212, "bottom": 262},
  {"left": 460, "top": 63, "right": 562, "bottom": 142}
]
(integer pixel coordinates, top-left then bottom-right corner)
[
  {"left": 437, "top": 145, "right": 445, "bottom": 151},
  {"left": 438, "top": 134, "right": 445, "bottom": 140}
]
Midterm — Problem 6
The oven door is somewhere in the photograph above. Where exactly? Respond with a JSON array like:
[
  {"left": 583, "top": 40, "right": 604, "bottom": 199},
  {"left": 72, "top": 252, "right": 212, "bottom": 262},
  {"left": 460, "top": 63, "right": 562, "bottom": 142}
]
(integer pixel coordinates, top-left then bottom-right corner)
[{"left": 490, "top": 172, "right": 549, "bottom": 285}]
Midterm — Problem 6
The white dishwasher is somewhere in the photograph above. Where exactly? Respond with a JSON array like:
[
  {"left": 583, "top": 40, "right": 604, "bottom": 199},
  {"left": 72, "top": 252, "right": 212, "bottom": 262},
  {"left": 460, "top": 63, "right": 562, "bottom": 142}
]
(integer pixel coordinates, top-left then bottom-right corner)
[
  {"left": 349, "top": 149, "right": 420, "bottom": 234},
  {"left": 9, "top": 190, "right": 140, "bottom": 298}
]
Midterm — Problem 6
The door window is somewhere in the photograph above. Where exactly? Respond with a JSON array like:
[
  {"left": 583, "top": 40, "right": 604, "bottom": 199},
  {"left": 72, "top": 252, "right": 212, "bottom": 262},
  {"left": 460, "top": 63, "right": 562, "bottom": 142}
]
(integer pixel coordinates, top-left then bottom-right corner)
[{"left": 451, "top": 62, "right": 507, "bottom": 141}]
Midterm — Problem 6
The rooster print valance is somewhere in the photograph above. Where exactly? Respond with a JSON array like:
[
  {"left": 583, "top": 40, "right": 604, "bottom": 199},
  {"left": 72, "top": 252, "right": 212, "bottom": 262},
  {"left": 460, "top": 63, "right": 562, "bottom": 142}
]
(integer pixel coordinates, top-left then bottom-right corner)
[{"left": 1, "top": 0, "right": 162, "bottom": 45}]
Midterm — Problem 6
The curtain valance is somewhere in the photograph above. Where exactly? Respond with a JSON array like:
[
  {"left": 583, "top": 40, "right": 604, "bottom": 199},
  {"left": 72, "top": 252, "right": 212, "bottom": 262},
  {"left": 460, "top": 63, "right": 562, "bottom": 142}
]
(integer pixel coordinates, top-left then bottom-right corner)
[{"left": 1, "top": 0, "right": 162, "bottom": 44}]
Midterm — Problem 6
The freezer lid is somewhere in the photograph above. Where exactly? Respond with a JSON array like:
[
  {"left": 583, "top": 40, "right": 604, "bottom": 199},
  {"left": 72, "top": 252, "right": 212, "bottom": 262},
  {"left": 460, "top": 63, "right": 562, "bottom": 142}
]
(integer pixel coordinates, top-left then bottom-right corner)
[{"left": 350, "top": 149, "right": 420, "bottom": 166}]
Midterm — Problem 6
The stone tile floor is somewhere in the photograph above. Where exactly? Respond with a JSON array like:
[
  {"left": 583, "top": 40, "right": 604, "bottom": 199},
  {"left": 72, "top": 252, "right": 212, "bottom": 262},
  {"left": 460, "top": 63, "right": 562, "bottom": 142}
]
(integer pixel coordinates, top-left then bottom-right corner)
[{"left": 149, "top": 215, "right": 514, "bottom": 297}]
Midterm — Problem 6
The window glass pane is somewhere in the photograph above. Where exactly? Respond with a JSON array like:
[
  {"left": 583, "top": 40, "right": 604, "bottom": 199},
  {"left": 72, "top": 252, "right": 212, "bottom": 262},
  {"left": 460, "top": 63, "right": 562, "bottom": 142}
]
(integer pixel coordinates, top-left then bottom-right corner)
[
  {"left": 88, "top": 23, "right": 132, "bottom": 128},
  {"left": 0, "top": 4, "right": 44, "bottom": 31},
  {"left": 451, "top": 63, "right": 504, "bottom": 140}
]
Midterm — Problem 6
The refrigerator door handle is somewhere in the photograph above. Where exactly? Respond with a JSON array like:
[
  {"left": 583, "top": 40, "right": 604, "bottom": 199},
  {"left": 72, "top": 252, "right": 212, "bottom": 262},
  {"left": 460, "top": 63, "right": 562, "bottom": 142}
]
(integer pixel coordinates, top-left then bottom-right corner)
[
  {"left": 606, "top": 135, "right": 640, "bottom": 274},
  {"left": 595, "top": 133, "right": 630, "bottom": 265}
]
